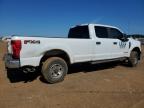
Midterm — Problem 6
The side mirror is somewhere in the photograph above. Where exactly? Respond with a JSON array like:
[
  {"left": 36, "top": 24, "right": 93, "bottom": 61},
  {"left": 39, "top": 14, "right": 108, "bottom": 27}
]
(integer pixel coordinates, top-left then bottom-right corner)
[
  {"left": 117, "top": 35, "right": 129, "bottom": 42},
  {"left": 121, "top": 36, "right": 129, "bottom": 42}
]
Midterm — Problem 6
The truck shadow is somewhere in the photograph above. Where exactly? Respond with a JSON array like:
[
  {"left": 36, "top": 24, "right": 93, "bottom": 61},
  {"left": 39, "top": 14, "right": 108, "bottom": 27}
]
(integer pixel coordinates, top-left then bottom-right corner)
[
  {"left": 6, "top": 61, "right": 121, "bottom": 83},
  {"left": 68, "top": 62, "right": 119, "bottom": 74},
  {"left": 6, "top": 68, "right": 40, "bottom": 83}
]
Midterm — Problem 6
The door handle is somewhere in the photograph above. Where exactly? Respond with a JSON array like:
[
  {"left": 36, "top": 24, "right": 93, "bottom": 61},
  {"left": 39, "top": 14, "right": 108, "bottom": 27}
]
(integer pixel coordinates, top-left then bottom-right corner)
[
  {"left": 113, "top": 42, "right": 117, "bottom": 45},
  {"left": 96, "top": 42, "right": 101, "bottom": 45}
]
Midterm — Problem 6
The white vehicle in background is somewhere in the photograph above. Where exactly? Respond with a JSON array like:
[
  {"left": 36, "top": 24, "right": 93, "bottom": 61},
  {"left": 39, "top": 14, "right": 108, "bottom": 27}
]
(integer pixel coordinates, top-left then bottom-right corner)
[
  {"left": 1, "top": 36, "right": 11, "bottom": 42},
  {"left": 5, "top": 24, "right": 141, "bottom": 83}
]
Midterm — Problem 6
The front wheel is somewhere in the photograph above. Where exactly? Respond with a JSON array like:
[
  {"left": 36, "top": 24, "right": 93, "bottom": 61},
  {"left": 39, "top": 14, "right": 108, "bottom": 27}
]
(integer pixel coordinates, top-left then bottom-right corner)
[
  {"left": 128, "top": 51, "right": 139, "bottom": 67},
  {"left": 41, "top": 57, "right": 68, "bottom": 84}
]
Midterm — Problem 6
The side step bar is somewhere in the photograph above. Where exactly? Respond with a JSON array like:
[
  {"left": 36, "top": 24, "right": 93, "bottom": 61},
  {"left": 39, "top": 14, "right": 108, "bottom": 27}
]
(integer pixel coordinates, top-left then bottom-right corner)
[{"left": 91, "top": 57, "right": 126, "bottom": 64}]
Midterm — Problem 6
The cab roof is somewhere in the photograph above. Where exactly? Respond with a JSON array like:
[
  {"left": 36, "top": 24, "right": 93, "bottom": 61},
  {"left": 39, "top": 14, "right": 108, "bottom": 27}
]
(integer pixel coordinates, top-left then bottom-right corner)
[
  {"left": 73, "top": 23, "right": 123, "bottom": 33},
  {"left": 78, "top": 23, "right": 118, "bottom": 28}
]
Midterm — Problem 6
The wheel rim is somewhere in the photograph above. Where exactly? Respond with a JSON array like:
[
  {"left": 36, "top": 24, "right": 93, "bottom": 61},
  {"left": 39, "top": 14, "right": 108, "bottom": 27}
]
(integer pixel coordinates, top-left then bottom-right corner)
[{"left": 50, "top": 64, "right": 63, "bottom": 78}]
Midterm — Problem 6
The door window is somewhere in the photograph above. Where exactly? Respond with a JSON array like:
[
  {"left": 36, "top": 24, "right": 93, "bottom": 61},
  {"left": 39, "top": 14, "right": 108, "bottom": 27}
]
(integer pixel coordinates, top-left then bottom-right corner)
[
  {"left": 68, "top": 26, "right": 90, "bottom": 39},
  {"left": 108, "top": 28, "right": 123, "bottom": 39},
  {"left": 95, "top": 26, "right": 108, "bottom": 38}
]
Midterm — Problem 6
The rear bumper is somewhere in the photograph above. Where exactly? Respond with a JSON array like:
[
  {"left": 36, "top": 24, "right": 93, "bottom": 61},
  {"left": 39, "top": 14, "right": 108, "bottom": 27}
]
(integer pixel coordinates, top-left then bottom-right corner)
[{"left": 5, "top": 54, "right": 20, "bottom": 68}]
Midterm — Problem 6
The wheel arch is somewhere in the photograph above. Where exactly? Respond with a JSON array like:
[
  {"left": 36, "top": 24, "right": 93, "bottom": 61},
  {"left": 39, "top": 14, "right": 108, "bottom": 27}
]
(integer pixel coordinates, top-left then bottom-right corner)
[
  {"left": 131, "top": 47, "right": 141, "bottom": 60},
  {"left": 40, "top": 49, "right": 71, "bottom": 66}
]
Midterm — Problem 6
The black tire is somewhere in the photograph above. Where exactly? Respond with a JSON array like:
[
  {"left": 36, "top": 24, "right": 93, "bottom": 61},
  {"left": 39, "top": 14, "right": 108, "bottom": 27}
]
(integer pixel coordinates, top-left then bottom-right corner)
[
  {"left": 41, "top": 57, "right": 68, "bottom": 84},
  {"left": 128, "top": 51, "right": 139, "bottom": 67}
]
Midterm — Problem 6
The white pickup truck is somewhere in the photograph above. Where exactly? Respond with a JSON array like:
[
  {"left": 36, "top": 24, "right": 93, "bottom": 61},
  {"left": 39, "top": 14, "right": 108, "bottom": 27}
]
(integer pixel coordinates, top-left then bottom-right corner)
[{"left": 5, "top": 24, "right": 141, "bottom": 83}]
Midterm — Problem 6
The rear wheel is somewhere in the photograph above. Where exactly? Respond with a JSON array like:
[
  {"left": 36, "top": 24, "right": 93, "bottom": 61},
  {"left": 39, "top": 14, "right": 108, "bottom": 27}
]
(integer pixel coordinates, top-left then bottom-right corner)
[
  {"left": 128, "top": 51, "right": 139, "bottom": 67},
  {"left": 41, "top": 57, "right": 68, "bottom": 84}
]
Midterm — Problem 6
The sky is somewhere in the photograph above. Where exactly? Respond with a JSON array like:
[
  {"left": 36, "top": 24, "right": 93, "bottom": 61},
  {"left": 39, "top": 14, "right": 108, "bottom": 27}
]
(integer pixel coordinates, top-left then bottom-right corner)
[{"left": 0, "top": 0, "right": 144, "bottom": 37}]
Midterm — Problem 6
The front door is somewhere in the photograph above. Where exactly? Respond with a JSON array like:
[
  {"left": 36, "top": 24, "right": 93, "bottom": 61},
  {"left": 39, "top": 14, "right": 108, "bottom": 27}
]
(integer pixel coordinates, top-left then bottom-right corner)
[
  {"left": 93, "top": 26, "right": 112, "bottom": 60},
  {"left": 107, "top": 28, "right": 129, "bottom": 58}
]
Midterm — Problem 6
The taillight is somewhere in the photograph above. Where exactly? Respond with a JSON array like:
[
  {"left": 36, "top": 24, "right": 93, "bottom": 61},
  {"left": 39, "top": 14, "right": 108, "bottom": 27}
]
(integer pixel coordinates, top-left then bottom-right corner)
[{"left": 11, "top": 40, "right": 21, "bottom": 59}]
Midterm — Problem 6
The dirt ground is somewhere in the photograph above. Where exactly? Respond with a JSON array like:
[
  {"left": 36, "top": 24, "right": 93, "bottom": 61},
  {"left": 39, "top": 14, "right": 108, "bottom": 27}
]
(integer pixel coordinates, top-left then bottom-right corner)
[{"left": 0, "top": 41, "right": 144, "bottom": 108}]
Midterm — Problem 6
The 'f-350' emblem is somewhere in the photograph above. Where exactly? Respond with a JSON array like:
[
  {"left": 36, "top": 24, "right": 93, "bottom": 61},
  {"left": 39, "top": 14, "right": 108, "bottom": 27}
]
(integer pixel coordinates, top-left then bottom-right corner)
[{"left": 119, "top": 42, "right": 126, "bottom": 48}]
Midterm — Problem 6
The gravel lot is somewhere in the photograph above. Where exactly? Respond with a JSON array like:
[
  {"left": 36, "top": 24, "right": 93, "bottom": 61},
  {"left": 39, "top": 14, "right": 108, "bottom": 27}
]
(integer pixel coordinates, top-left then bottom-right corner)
[{"left": 0, "top": 42, "right": 144, "bottom": 108}]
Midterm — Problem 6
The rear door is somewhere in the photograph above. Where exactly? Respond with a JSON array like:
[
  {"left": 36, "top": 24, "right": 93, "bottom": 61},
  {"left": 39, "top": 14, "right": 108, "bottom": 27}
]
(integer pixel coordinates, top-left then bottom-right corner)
[{"left": 68, "top": 26, "right": 93, "bottom": 62}]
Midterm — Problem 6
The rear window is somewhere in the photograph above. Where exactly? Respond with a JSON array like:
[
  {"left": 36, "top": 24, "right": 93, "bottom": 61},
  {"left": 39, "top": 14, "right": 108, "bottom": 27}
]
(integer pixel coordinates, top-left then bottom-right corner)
[{"left": 68, "top": 26, "right": 90, "bottom": 39}]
